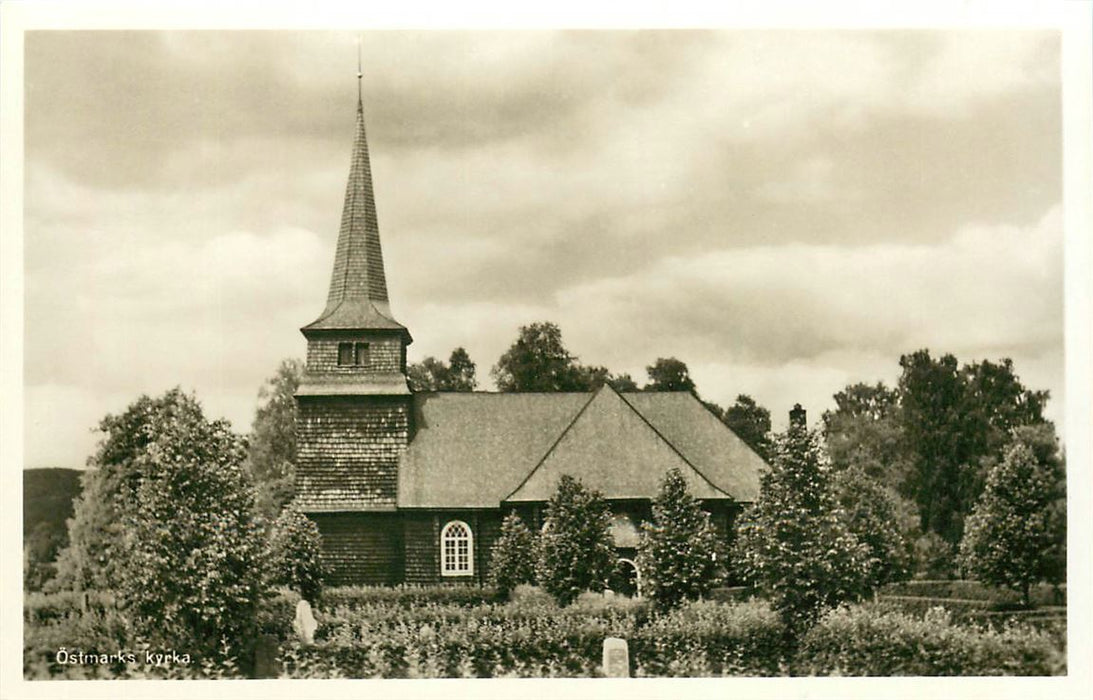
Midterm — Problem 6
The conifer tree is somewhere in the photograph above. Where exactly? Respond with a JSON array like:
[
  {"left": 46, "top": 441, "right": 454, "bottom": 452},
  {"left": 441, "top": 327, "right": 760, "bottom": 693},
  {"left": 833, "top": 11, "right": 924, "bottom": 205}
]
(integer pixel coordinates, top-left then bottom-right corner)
[
  {"left": 488, "top": 512, "right": 538, "bottom": 596},
  {"left": 637, "top": 468, "right": 722, "bottom": 609},
  {"left": 734, "top": 425, "right": 870, "bottom": 640}
]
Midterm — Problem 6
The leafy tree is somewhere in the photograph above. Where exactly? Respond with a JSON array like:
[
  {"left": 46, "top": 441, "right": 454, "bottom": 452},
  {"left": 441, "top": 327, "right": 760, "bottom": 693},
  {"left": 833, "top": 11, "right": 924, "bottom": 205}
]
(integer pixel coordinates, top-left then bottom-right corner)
[
  {"left": 723, "top": 394, "right": 773, "bottom": 461},
  {"left": 491, "top": 322, "right": 591, "bottom": 392},
  {"left": 607, "top": 372, "right": 639, "bottom": 392},
  {"left": 114, "top": 389, "right": 266, "bottom": 663},
  {"left": 644, "top": 357, "right": 696, "bottom": 392},
  {"left": 959, "top": 425, "right": 1065, "bottom": 606},
  {"left": 823, "top": 381, "right": 912, "bottom": 490},
  {"left": 408, "top": 347, "right": 478, "bottom": 392},
  {"left": 266, "top": 505, "right": 327, "bottom": 602},
  {"left": 898, "top": 350, "right": 1048, "bottom": 545},
  {"left": 537, "top": 475, "right": 615, "bottom": 605},
  {"left": 246, "top": 358, "right": 302, "bottom": 519},
  {"left": 55, "top": 389, "right": 196, "bottom": 591},
  {"left": 833, "top": 465, "right": 913, "bottom": 588},
  {"left": 636, "top": 468, "right": 722, "bottom": 609},
  {"left": 488, "top": 512, "right": 539, "bottom": 596},
  {"left": 733, "top": 425, "right": 871, "bottom": 640}
]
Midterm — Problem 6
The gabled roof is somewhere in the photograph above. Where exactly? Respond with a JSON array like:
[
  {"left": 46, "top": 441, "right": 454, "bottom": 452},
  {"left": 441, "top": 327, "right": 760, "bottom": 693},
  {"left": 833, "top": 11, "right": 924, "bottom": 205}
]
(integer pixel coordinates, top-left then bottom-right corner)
[
  {"left": 397, "top": 393, "right": 591, "bottom": 509},
  {"left": 303, "top": 98, "right": 408, "bottom": 335},
  {"left": 396, "top": 386, "right": 767, "bottom": 509},
  {"left": 505, "top": 385, "right": 732, "bottom": 502}
]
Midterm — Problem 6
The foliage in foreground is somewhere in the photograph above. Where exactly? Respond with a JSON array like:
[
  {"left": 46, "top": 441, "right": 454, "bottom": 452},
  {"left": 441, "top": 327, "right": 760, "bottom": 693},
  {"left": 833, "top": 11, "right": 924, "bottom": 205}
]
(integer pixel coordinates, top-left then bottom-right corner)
[
  {"left": 734, "top": 425, "right": 870, "bottom": 638},
  {"left": 51, "top": 389, "right": 265, "bottom": 665},
  {"left": 26, "top": 586, "right": 1065, "bottom": 679},
  {"left": 537, "top": 475, "right": 614, "bottom": 605},
  {"left": 637, "top": 468, "right": 722, "bottom": 610},
  {"left": 266, "top": 505, "right": 327, "bottom": 602},
  {"left": 488, "top": 513, "right": 539, "bottom": 596}
]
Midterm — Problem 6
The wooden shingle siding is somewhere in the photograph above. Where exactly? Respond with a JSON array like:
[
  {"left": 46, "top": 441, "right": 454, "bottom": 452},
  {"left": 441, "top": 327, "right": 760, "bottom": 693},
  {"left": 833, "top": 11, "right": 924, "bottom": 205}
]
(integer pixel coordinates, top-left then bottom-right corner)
[
  {"left": 295, "top": 395, "right": 410, "bottom": 510},
  {"left": 311, "top": 512, "right": 403, "bottom": 586},
  {"left": 306, "top": 335, "right": 404, "bottom": 374},
  {"left": 402, "top": 512, "right": 439, "bottom": 584}
]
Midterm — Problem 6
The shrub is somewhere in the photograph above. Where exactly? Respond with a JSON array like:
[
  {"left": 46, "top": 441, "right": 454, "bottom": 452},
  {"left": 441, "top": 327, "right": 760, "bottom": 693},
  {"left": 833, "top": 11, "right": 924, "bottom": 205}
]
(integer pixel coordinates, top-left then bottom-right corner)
[
  {"left": 631, "top": 600, "right": 786, "bottom": 676},
  {"left": 637, "top": 468, "right": 722, "bottom": 610},
  {"left": 320, "top": 584, "right": 502, "bottom": 609},
  {"left": 798, "top": 603, "right": 1065, "bottom": 675},
  {"left": 266, "top": 505, "right": 326, "bottom": 602},
  {"left": 913, "top": 532, "right": 957, "bottom": 580},
  {"left": 488, "top": 513, "right": 538, "bottom": 596},
  {"left": 537, "top": 475, "right": 614, "bottom": 605}
]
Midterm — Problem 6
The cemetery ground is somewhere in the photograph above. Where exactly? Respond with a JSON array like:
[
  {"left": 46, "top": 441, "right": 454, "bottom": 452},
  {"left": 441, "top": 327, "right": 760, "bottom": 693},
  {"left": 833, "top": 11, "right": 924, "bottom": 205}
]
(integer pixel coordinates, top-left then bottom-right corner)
[{"left": 23, "top": 581, "right": 1066, "bottom": 679}]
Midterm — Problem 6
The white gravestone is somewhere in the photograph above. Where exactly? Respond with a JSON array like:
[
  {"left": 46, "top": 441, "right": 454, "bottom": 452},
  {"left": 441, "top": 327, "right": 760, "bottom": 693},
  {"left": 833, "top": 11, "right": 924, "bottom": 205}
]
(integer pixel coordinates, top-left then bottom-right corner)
[
  {"left": 293, "top": 599, "right": 317, "bottom": 645},
  {"left": 602, "top": 637, "right": 629, "bottom": 678}
]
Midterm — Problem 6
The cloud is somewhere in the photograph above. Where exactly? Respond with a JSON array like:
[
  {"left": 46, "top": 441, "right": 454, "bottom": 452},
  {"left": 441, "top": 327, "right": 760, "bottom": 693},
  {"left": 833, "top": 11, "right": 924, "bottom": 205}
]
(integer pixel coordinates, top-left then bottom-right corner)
[{"left": 555, "top": 204, "right": 1063, "bottom": 368}]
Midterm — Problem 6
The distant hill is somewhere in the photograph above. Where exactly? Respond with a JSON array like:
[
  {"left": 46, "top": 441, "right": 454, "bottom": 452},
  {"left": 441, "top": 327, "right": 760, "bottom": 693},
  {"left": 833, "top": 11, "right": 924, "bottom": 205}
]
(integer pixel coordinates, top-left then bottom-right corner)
[{"left": 23, "top": 468, "right": 84, "bottom": 561}]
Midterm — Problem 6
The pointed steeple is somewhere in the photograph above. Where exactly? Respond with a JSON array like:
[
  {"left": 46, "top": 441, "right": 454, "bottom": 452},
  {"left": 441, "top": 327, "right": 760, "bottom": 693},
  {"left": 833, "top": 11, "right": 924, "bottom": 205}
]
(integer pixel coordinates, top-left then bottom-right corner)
[{"left": 303, "top": 92, "right": 407, "bottom": 336}]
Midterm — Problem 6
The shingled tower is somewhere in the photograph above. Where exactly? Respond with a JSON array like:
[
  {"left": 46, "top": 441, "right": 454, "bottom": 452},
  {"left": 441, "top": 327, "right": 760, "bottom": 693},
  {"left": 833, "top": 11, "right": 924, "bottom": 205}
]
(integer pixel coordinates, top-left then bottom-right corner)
[{"left": 294, "top": 86, "right": 413, "bottom": 583}]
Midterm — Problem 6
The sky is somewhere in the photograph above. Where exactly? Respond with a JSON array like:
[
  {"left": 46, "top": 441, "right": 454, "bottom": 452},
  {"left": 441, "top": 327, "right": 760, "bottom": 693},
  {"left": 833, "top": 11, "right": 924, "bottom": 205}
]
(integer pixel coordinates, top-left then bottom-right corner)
[{"left": 21, "top": 28, "right": 1064, "bottom": 469}]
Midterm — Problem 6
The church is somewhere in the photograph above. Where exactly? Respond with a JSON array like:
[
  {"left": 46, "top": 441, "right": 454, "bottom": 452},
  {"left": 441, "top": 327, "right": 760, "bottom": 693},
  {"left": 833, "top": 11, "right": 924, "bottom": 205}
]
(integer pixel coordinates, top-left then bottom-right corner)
[{"left": 294, "top": 90, "right": 769, "bottom": 590}]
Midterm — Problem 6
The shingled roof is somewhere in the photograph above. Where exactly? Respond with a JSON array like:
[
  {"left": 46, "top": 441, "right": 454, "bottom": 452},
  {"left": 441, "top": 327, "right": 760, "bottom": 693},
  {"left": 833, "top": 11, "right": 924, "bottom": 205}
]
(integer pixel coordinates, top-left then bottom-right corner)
[
  {"left": 397, "top": 385, "right": 768, "bottom": 508},
  {"left": 303, "top": 97, "right": 408, "bottom": 335}
]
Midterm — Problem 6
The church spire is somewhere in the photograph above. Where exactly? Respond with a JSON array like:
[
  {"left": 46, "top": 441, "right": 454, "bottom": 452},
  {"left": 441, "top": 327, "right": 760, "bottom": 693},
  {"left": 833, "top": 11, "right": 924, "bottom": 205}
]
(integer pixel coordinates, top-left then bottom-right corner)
[{"left": 303, "top": 72, "right": 407, "bottom": 336}]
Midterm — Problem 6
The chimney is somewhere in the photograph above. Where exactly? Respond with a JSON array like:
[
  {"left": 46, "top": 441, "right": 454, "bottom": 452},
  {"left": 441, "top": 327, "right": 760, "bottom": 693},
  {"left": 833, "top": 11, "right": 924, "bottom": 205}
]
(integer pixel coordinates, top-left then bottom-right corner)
[{"left": 789, "top": 403, "right": 807, "bottom": 429}]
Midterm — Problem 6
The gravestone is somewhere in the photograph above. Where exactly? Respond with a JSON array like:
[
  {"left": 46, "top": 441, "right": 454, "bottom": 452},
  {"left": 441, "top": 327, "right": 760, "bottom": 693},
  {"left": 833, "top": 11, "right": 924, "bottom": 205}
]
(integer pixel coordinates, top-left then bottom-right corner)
[
  {"left": 602, "top": 637, "right": 629, "bottom": 678},
  {"left": 251, "top": 634, "right": 280, "bottom": 679},
  {"left": 293, "top": 599, "right": 317, "bottom": 645}
]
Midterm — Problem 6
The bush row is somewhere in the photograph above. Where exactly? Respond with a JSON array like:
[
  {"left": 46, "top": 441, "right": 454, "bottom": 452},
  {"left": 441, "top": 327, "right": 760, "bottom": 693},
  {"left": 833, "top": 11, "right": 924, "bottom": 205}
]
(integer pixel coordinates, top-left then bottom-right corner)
[
  {"left": 23, "top": 590, "right": 117, "bottom": 625},
  {"left": 879, "top": 580, "right": 1066, "bottom": 607},
  {"left": 25, "top": 587, "right": 1066, "bottom": 679},
  {"left": 319, "top": 584, "right": 504, "bottom": 610},
  {"left": 797, "top": 604, "right": 1065, "bottom": 676}
]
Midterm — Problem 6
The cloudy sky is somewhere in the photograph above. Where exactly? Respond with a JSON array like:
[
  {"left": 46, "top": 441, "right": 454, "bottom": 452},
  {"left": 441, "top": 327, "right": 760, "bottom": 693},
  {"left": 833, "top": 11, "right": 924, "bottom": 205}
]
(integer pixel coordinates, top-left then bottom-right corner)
[{"left": 22, "top": 29, "right": 1063, "bottom": 469}]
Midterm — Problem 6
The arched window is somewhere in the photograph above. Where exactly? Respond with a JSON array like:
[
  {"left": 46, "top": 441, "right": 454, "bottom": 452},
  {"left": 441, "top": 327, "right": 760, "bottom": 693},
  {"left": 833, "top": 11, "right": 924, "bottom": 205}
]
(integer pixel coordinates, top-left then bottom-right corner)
[{"left": 440, "top": 520, "right": 473, "bottom": 577}]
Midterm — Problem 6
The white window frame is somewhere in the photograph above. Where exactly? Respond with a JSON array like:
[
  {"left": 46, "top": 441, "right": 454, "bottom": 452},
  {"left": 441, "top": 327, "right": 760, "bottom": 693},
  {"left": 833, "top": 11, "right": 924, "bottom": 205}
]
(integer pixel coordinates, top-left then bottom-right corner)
[{"left": 440, "top": 520, "right": 474, "bottom": 577}]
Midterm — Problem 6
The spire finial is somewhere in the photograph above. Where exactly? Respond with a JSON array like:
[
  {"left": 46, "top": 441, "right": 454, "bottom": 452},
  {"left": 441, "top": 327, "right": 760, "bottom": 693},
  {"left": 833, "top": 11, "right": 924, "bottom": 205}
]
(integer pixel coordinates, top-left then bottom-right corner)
[{"left": 356, "top": 35, "right": 363, "bottom": 103}]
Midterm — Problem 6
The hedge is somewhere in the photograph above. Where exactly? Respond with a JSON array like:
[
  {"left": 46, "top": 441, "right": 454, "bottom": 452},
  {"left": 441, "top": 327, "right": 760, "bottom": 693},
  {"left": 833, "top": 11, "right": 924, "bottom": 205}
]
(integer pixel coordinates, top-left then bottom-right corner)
[
  {"left": 320, "top": 584, "right": 504, "bottom": 610},
  {"left": 880, "top": 580, "right": 1066, "bottom": 607},
  {"left": 797, "top": 604, "right": 1065, "bottom": 676}
]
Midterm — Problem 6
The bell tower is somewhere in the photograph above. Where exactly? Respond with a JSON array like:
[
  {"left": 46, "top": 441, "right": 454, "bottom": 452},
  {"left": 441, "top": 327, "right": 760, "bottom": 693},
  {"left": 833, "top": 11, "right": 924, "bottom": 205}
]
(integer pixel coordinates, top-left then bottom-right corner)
[{"left": 294, "top": 83, "right": 413, "bottom": 522}]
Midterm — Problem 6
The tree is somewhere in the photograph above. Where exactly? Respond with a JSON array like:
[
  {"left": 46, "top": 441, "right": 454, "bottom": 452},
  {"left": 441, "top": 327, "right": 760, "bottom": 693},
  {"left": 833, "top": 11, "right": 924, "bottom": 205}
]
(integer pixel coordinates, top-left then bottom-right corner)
[
  {"left": 723, "top": 394, "right": 773, "bottom": 461},
  {"left": 636, "top": 468, "right": 722, "bottom": 609},
  {"left": 536, "top": 475, "right": 615, "bottom": 605},
  {"left": 55, "top": 389, "right": 266, "bottom": 662},
  {"left": 898, "top": 350, "right": 1049, "bottom": 545},
  {"left": 114, "top": 389, "right": 266, "bottom": 663},
  {"left": 246, "top": 358, "right": 302, "bottom": 519},
  {"left": 55, "top": 389, "right": 196, "bottom": 591},
  {"left": 408, "top": 347, "right": 478, "bottom": 392},
  {"left": 822, "top": 381, "right": 912, "bottom": 490},
  {"left": 644, "top": 357, "right": 696, "bottom": 392},
  {"left": 607, "top": 373, "right": 639, "bottom": 392},
  {"left": 488, "top": 513, "right": 539, "bottom": 596},
  {"left": 266, "top": 505, "right": 327, "bottom": 602},
  {"left": 959, "top": 425, "right": 1065, "bottom": 606},
  {"left": 491, "top": 322, "right": 590, "bottom": 392},
  {"left": 833, "top": 465, "right": 913, "bottom": 588},
  {"left": 733, "top": 425, "right": 870, "bottom": 640}
]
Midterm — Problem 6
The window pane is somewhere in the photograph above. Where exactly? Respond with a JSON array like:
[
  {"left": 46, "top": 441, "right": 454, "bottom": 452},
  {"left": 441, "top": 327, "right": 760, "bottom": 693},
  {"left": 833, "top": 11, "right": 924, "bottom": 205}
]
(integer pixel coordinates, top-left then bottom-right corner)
[
  {"left": 338, "top": 343, "right": 353, "bottom": 365},
  {"left": 355, "top": 342, "right": 370, "bottom": 367}
]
